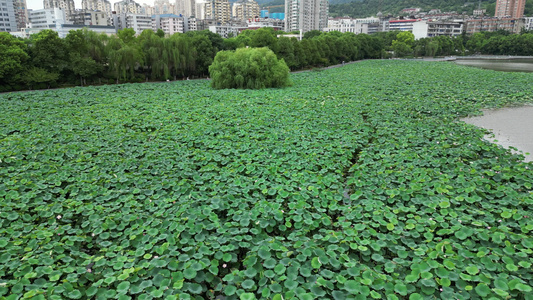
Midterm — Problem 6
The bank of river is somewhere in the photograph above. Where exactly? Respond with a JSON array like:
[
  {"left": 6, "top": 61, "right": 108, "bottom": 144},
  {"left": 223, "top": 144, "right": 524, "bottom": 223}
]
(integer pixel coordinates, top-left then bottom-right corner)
[
  {"left": 462, "top": 106, "right": 533, "bottom": 162},
  {"left": 454, "top": 57, "right": 533, "bottom": 72}
]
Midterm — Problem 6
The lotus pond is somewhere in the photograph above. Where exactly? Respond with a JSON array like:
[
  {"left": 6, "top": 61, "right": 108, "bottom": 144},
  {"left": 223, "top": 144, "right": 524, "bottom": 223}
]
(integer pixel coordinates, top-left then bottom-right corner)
[{"left": 0, "top": 60, "right": 532, "bottom": 300}]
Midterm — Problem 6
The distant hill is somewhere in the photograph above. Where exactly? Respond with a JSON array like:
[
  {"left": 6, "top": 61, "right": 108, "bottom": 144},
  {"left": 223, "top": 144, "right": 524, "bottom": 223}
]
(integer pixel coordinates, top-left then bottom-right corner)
[
  {"left": 259, "top": 0, "right": 533, "bottom": 18},
  {"left": 329, "top": 0, "right": 496, "bottom": 18}
]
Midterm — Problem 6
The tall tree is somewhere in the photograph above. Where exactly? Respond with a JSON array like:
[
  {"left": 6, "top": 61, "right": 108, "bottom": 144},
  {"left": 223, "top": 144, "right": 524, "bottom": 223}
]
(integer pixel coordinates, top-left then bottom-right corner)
[
  {"left": 28, "top": 30, "right": 68, "bottom": 78},
  {"left": 0, "top": 32, "right": 29, "bottom": 89},
  {"left": 107, "top": 35, "right": 143, "bottom": 83},
  {"left": 65, "top": 29, "right": 103, "bottom": 85},
  {"left": 392, "top": 31, "right": 414, "bottom": 57}
]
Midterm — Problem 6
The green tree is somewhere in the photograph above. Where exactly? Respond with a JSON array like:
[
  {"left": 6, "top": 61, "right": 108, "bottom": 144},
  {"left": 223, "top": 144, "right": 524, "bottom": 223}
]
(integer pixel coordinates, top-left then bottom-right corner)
[
  {"left": 303, "top": 30, "right": 322, "bottom": 39},
  {"left": 209, "top": 47, "right": 291, "bottom": 89},
  {"left": 392, "top": 31, "right": 414, "bottom": 57},
  {"left": 65, "top": 29, "right": 103, "bottom": 85},
  {"left": 276, "top": 36, "right": 296, "bottom": 70},
  {"left": 107, "top": 35, "right": 143, "bottom": 83},
  {"left": 249, "top": 28, "right": 279, "bottom": 53},
  {"left": 22, "top": 67, "right": 60, "bottom": 89},
  {"left": 0, "top": 32, "right": 29, "bottom": 89},
  {"left": 465, "top": 32, "right": 487, "bottom": 54},
  {"left": 138, "top": 29, "right": 166, "bottom": 80},
  {"left": 187, "top": 32, "right": 216, "bottom": 77},
  {"left": 168, "top": 33, "right": 196, "bottom": 79},
  {"left": 28, "top": 30, "right": 68, "bottom": 77},
  {"left": 118, "top": 28, "right": 137, "bottom": 44}
]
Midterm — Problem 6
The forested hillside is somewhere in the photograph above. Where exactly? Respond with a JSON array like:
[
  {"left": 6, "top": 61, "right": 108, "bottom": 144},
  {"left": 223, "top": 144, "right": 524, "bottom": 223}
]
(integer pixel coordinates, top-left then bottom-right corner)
[{"left": 261, "top": 0, "right": 533, "bottom": 18}]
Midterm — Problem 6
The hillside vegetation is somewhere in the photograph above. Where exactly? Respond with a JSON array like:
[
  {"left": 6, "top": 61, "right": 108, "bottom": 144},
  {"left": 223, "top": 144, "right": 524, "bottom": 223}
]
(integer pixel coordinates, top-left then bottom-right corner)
[
  {"left": 260, "top": 0, "right": 533, "bottom": 18},
  {"left": 1, "top": 61, "right": 532, "bottom": 299}
]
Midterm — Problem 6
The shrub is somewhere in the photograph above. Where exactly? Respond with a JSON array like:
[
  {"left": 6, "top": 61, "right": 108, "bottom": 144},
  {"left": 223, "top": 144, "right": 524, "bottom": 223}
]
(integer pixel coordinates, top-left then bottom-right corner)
[{"left": 209, "top": 47, "right": 292, "bottom": 89}]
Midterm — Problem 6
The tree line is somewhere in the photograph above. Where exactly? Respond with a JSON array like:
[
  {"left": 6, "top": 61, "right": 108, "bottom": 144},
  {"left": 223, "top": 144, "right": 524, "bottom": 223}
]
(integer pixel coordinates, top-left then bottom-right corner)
[{"left": 1, "top": 28, "right": 533, "bottom": 92}]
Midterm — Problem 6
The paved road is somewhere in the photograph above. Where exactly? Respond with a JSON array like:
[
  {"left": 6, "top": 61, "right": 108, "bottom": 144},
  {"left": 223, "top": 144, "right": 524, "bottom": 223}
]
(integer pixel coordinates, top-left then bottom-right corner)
[{"left": 462, "top": 106, "right": 533, "bottom": 162}]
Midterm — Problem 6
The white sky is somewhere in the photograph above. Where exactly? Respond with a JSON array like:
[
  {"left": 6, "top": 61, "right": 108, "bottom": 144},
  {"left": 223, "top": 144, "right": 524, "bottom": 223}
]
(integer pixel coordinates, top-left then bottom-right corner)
[{"left": 26, "top": 0, "right": 155, "bottom": 10}]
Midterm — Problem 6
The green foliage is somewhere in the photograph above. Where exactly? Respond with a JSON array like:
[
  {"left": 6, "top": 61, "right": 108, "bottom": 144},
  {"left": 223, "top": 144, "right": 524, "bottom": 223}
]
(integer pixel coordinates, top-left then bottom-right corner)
[
  {"left": 1, "top": 61, "right": 532, "bottom": 298},
  {"left": 28, "top": 30, "right": 68, "bottom": 77},
  {"left": 0, "top": 32, "right": 29, "bottom": 83},
  {"left": 22, "top": 67, "right": 60, "bottom": 88},
  {"left": 2, "top": 25, "right": 532, "bottom": 92},
  {"left": 328, "top": 0, "right": 496, "bottom": 18},
  {"left": 392, "top": 31, "right": 414, "bottom": 57},
  {"left": 209, "top": 47, "right": 291, "bottom": 89}
]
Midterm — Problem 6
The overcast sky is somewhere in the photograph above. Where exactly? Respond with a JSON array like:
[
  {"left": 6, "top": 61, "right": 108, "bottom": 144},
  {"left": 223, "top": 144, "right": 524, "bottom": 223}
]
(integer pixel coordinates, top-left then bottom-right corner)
[{"left": 26, "top": 0, "right": 155, "bottom": 10}]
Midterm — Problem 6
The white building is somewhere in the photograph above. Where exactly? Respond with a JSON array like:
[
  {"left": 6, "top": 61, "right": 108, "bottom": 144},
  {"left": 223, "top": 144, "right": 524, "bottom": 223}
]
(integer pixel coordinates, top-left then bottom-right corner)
[
  {"left": 44, "top": 0, "right": 75, "bottom": 22},
  {"left": 525, "top": 17, "right": 533, "bottom": 31},
  {"left": 56, "top": 23, "right": 115, "bottom": 36},
  {"left": 152, "top": 13, "right": 191, "bottom": 34},
  {"left": 28, "top": 7, "right": 66, "bottom": 29},
  {"left": 246, "top": 17, "right": 284, "bottom": 30},
  {"left": 114, "top": 0, "right": 142, "bottom": 14},
  {"left": 12, "top": 0, "right": 28, "bottom": 30},
  {"left": 153, "top": 0, "right": 175, "bottom": 15},
  {"left": 175, "top": 0, "right": 195, "bottom": 17},
  {"left": 324, "top": 16, "right": 379, "bottom": 34},
  {"left": 412, "top": 21, "right": 464, "bottom": 40},
  {"left": 208, "top": 24, "right": 245, "bottom": 37},
  {"left": 195, "top": 0, "right": 207, "bottom": 19},
  {"left": 0, "top": 0, "right": 18, "bottom": 32},
  {"left": 113, "top": 12, "right": 152, "bottom": 33},
  {"left": 26, "top": 8, "right": 114, "bottom": 37},
  {"left": 82, "top": 0, "right": 111, "bottom": 13},
  {"left": 384, "top": 19, "right": 420, "bottom": 32},
  {"left": 285, "top": 0, "right": 328, "bottom": 33},
  {"left": 70, "top": 9, "right": 108, "bottom": 26},
  {"left": 232, "top": 0, "right": 260, "bottom": 21}
]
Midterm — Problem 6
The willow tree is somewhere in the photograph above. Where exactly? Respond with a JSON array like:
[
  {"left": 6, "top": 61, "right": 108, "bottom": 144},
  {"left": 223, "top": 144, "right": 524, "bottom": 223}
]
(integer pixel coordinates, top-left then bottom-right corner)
[
  {"left": 139, "top": 30, "right": 167, "bottom": 80},
  {"left": 107, "top": 35, "right": 143, "bottom": 83},
  {"left": 209, "top": 47, "right": 291, "bottom": 90},
  {"left": 167, "top": 34, "right": 197, "bottom": 80}
]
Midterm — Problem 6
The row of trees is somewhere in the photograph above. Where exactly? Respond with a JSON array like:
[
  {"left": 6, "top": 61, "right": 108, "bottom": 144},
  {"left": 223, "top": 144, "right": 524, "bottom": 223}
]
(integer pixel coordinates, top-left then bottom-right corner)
[
  {"left": 1, "top": 28, "right": 387, "bottom": 92},
  {"left": 1, "top": 28, "right": 221, "bottom": 91},
  {"left": 1, "top": 28, "right": 532, "bottom": 92},
  {"left": 387, "top": 30, "right": 533, "bottom": 58}
]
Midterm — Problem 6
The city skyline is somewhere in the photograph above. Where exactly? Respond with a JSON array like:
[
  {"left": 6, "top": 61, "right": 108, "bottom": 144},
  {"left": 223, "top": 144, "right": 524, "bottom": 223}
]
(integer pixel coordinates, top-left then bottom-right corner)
[{"left": 25, "top": 0, "right": 154, "bottom": 10}]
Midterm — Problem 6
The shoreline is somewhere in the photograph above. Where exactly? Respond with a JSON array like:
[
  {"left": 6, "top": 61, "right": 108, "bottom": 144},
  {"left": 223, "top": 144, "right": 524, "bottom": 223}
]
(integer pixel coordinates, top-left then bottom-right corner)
[{"left": 462, "top": 105, "right": 533, "bottom": 162}]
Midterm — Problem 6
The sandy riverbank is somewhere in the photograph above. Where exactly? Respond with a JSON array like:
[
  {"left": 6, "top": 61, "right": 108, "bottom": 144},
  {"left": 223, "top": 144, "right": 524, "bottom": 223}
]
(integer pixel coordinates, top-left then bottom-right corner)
[{"left": 462, "top": 106, "right": 533, "bottom": 162}]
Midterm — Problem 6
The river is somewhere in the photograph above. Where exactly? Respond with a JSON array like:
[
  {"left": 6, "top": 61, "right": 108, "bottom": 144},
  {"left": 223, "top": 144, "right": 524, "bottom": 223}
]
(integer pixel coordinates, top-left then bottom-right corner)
[{"left": 454, "top": 57, "right": 533, "bottom": 72}]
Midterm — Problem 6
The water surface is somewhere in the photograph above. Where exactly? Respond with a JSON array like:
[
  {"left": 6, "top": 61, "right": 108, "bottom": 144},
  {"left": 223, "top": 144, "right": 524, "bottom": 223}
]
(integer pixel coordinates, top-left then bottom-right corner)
[
  {"left": 455, "top": 58, "right": 533, "bottom": 72},
  {"left": 462, "top": 106, "right": 533, "bottom": 162}
]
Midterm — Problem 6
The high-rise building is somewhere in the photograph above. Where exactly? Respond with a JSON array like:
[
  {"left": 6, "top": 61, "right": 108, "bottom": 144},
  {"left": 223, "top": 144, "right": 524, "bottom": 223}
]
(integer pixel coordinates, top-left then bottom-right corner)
[
  {"left": 114, "top": 0, "right": 142, "bottom": 15},
  {"left": 28, "top": 7, "right": 66, "bottom": 29},
  {"left": 153, "top": 0, "right": 174, "bottom": 15},
  {"left": 232, "top": 0, "right": 259, "bottom": 21},
  {"left": 82, "top": 0, "right": 112, "bottom": 25},
  {"left": 495, "top": 0, "right": 526, "bottom": 18},
  {"left": 12, "top": 0, "right": 28, "bottom": 30},
  {"left": 175, "top": 0, "right": 195, "bottom": 17},
  {"left": 70, "top": 9, "right": 108, "bottom": 25},
  {"left": 43, "top": 0, "right": 75, "bottom": 21},
  {"left": 200, "top": 0, "right": 230, "bottom": 23},
  {"left": 0, "top": 0, "right": 17, "bottom": 32},
  {"left": 152, "top": 13, "right": 196, "bottom": 34},
  {"left": 285, "top": 0, "right": 328, "bottom": 33},
  {"left": 113, "top": 11, "right": 151, "bottom": 32},
  {"left": 82, "top": 0, "right": 111, "bottom": 13}
]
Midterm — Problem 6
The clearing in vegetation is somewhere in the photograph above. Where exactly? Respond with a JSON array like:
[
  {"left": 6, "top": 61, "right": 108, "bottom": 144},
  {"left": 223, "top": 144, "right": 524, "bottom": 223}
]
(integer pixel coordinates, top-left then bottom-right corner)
[{"left": 0, "top": 60, "right": 532, "bottom": 299}]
